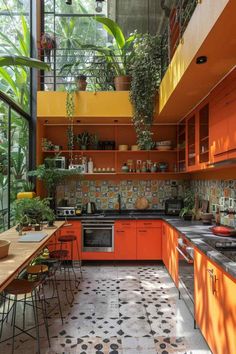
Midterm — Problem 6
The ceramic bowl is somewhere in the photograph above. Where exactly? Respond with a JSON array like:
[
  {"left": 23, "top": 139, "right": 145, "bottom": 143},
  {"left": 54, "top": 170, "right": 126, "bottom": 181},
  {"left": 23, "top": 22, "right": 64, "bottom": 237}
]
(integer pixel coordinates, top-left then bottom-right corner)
[{"left": 0, "top": 240, "right": 11, "bottom": 259}]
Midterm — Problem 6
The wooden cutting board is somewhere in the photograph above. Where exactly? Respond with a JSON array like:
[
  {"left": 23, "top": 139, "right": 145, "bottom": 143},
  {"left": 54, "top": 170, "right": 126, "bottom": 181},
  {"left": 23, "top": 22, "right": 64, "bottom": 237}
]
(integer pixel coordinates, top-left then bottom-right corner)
[{"left": 135, "top": 197, "right": 149, "bottom": 210}]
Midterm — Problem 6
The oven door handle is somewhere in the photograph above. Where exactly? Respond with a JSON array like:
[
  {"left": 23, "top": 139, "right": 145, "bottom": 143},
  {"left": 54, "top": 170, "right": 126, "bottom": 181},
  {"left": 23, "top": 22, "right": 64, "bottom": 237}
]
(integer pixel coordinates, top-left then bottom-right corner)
[
  {"left": 83, "top": 227, "right": 113, "bottom": 230},
  {"left": 176, "top": 246, "right": 194, "bottom": 264}
]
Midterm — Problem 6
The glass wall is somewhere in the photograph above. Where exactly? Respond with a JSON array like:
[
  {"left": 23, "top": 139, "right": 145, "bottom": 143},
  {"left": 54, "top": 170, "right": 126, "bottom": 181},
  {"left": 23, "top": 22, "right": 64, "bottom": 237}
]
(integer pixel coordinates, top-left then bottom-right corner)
[
  {"left": 0, "top": 0, "right": 31, "bottom": 112},
  {"left": 0, "top": 97, "right": 30, "bottom": 232},
  {"left": 42, "top": 0, "right": 109, "bottom": 91}
]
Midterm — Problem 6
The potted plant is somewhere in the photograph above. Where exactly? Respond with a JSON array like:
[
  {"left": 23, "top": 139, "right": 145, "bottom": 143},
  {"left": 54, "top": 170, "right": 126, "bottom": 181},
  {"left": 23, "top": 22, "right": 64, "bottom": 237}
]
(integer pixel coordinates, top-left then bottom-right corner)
[
  {"left": 76, "top": 74, "right": 87, "bottom": 91},
  {"left": 129, "top": 34, "right": 161, "bottom": 149},
  {"left": 77, "top": 132, "right": 90, "bottom": 150},
  {"left": 13, "top": 197, "right": 54, "bottom": 231},
  {"left": 179, "top": 190, "right": 195, "bottom": 221},
  {"left": 81, "top": 17, "right": 137, "bottom": 91},
  {"left": 89, "top": 133, "right": 99, "bottom": 150}
]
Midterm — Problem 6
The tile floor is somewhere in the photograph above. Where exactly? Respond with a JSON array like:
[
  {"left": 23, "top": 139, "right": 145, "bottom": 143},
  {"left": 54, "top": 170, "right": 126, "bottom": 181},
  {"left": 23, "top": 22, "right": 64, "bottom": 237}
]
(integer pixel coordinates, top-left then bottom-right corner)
[{"left": 0, "top": 264, "right": 212, "bottom": 354}]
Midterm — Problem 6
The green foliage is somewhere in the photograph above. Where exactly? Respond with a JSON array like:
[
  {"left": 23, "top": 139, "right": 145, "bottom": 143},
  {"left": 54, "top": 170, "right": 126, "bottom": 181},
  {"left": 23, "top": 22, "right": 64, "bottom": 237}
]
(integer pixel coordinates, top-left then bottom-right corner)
[
  {"left": 0, "top": 55, "right": 49, "bottom": 70},
  {"left": 13, "top": 197, "right": 55, "bottom": 225},
  {"left": 129, "top": 34, "right": 161, "bottom": 149},
  {"left": 179, "top": 190, "right": 195, "bottom": 217},
  {"left": 66, "top": 91, "right": 75, "bottom": 120},
  {"left": 81, "top": 17, "right": 137, "bottom": 78},
  {"left": 77, "top": 131, "right": 90, "bottom": 147}
]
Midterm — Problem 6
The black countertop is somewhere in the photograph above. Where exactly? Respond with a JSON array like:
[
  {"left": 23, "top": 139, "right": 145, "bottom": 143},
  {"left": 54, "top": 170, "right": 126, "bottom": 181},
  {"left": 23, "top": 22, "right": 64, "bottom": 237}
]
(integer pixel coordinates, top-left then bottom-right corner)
[{"left": 58, "top": 210, "right": 236, "bottom": 280}]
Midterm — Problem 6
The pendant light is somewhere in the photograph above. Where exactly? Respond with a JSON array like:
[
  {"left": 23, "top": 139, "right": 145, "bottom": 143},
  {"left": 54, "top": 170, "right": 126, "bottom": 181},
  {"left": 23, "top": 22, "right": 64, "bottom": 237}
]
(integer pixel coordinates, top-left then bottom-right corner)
[{"left": 95, "top": 0, "right": 104, "bottom": 13}]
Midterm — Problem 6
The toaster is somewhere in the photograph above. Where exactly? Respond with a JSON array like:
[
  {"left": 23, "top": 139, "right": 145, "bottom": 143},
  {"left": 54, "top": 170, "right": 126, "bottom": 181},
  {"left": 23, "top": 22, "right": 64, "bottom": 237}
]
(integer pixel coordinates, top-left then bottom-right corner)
[{"left": 165, "top": 198, "right": 183, "bottom": 216}]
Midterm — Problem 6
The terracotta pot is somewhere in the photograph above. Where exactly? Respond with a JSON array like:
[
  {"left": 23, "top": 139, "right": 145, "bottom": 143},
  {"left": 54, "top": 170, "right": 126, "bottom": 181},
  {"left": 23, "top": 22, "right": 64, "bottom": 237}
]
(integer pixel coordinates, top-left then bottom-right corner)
[
  {"left": 77, "top": 79, "right": 87, "bottom": 91},
  {"left": 114, "top": 75, "right": 131, "bottom": 91}
]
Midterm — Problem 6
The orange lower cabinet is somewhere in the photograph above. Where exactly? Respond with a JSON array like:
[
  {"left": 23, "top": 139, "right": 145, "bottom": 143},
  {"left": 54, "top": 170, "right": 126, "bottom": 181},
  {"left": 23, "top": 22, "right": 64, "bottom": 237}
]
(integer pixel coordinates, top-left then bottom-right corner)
[
  {"left": 115, "top": 221, "right": 137, "bottom": 260},
  {"left": 162, "top": 223, "right": 169, "bottom": 269},
  {"left": 221, "top": 273, "right": 236, "bottom": 354},
  {"left": 194, "top": 249, "right": 225, "bottom": 354},
  {"left": 168, "top": 227, "right": 179, "bottom": 286},
  {"left": 81, "top": 251, "right": 115, "bottom": 260},
  {"left": 136, "top": 227, "right": 162, "bottom": 260}
]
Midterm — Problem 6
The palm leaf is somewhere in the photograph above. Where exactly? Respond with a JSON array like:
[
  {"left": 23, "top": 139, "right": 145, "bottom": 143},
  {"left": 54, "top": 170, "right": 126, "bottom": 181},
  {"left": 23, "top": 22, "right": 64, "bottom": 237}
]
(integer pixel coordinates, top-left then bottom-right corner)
[
  {"left": 0, "top": 55, "right": 50, "bottom": 70},
  {"left": 94, "top": 17, "right": 125, "bottom": 49}
]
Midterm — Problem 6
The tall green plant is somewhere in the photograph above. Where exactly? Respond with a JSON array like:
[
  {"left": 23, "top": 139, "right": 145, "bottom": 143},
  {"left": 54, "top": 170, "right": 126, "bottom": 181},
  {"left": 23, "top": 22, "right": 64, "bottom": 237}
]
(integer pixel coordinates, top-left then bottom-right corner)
[
  {"left": 81, "top": 17, "right": 137, "bottom": 77},
  {"left": 129, "top": 34, "right": 161, "bottom": 149}
]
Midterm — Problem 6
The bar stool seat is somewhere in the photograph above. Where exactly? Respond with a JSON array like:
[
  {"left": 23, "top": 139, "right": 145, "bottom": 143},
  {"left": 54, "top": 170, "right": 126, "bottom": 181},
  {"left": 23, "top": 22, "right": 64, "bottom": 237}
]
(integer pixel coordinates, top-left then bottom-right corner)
[
  {"left": 5, "top": 279, "right": 40, "bottom": 295},
  {"left": 49, "top": 249, "right": 68, "bottom": 259},
  {"left": 27, "top": 264, "right": 48, "bottom": 275},
  {"left": 58, "top": 235, "right": 76, "bottom": 242}
]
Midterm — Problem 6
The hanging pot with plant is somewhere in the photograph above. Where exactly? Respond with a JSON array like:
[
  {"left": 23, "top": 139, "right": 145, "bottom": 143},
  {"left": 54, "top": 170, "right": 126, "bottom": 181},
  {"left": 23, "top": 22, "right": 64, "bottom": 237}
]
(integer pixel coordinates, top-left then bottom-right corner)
[
  {"left": 130, "top": 34, "right": 161, "bottom": 149},
  {"left": 76, "top": 74, "right": 87, "bottom": 91}
]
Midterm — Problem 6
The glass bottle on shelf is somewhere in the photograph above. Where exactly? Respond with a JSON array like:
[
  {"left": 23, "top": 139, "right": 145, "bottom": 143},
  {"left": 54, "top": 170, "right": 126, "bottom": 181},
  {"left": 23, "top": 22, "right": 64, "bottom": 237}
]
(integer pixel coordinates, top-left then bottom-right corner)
[
  {"left": 136, "top": 160, "right": 141, "bottom": 173},
  {"left": 141, "top": 161, "right": 147, "bottom": 172}
]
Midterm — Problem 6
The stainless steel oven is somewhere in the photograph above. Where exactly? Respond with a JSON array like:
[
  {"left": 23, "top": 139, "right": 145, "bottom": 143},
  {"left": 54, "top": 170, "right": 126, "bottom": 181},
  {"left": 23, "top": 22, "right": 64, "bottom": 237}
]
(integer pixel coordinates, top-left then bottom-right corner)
[
  {"left": 82, "top": 220, "right": 114, "bottom": 252},
  {"left": 176, "top": 235, "right": 195, "bottom": 321}
]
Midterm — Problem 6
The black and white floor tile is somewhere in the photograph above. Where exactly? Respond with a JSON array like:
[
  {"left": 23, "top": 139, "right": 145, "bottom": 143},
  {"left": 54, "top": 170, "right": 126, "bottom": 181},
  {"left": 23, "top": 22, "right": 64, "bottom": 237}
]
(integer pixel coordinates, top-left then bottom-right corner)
[{"left": 0, "top": 265, "right": 212, "bottom": 353}]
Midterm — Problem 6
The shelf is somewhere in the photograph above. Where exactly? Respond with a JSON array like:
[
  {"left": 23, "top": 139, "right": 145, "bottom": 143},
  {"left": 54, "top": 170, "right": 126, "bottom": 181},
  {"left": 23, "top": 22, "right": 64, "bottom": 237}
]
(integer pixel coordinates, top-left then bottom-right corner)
[
  {"left": 200, "top": 150, "right": 209, "bottom": 155},
  {"left": 42, "top": 149, "right": 178, "bottom": 154},
  {"left": 200, "top": 136, "right": 209, "bottom": 142},
  {"left": 178, "top": 159, "right": 186, "bottom": 163}
]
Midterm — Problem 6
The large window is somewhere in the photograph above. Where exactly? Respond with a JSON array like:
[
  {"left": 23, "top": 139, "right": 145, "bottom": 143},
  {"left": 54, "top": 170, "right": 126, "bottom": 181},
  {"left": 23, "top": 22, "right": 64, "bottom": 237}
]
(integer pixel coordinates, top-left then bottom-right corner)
[
  {"left": 0, "top": 0, "right": 31, "bottom": 113},
  {"left": 42, "top": 0, "right": 109, "bottom": 91},
  {"left": 0, "top": 95, "right": 30, "bottom": 232}
]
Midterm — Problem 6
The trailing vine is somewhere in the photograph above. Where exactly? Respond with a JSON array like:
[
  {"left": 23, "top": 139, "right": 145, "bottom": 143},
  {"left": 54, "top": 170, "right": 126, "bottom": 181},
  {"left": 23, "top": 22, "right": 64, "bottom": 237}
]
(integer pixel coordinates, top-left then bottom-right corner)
[
  {"left": 130, "top": 34, "right": 161, "bottom": 149},
  {"left": 66, "top": 90, "right": 75, "bottom": 120}
]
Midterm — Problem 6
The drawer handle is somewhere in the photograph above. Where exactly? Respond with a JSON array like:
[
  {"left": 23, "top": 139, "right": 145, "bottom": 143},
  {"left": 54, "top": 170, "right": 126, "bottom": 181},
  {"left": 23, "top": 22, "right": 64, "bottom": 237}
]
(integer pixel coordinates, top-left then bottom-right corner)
[
  {"left": 116, "top": 230, "right": 125, "bottom": 233},
  {"left": 139, "top": 230, "right": 147, "bottom": 233},
  {"left": 207, "top": 268, "right": 217, "bottom": 295}
]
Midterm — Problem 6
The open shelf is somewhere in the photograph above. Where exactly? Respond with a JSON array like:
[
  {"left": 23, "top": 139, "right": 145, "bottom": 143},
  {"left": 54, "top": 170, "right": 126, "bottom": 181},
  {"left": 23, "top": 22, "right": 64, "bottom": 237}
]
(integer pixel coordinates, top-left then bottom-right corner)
[{"left": 42, "top": 149, "right": 178, "bottom": 154}]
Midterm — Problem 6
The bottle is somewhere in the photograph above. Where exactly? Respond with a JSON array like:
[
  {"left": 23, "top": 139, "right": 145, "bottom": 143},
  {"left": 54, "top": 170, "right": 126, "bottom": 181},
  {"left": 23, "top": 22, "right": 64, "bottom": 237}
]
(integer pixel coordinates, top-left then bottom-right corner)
[{"left": 88, "top": 157, "right": 94, "bottom": 173}]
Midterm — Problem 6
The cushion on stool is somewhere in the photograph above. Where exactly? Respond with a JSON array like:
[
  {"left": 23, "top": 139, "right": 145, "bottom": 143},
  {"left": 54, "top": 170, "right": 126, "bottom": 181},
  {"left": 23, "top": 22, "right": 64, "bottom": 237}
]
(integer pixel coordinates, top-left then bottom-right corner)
[
  {"left": 27, "top": 264, "right": 49, "bottom": 275},
  {"left": 50, "top": 249, "right": 68, "bottom": 259},
  {"left": 58, "top": 235, "right": 77, "bottom": 242},
  {"left": 5, "top": 279, "right": 40, "bottom": 295}
]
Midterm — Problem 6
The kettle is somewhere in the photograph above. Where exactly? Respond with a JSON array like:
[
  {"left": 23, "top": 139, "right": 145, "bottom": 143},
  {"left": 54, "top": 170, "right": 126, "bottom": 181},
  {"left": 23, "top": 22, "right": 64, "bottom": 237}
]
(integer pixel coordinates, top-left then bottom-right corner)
[{"left": 86, "top": 202, "right": 97, "bottom": 214}]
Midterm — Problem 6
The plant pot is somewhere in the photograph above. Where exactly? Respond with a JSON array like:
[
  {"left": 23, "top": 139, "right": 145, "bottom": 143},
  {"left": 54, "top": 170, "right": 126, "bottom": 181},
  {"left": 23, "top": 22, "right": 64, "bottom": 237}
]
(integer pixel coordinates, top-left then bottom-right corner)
[
  {"left": 34, "top": 224, "right": 41, "bottom": 231},
  {"left": 80, "top": 145, "right": 87, "bottom": 150},
  {"left": 77, "top": 79, "right": 87, "bottom": 91},
  {"left": 47, "top": 220, "right": 54, "bottom": 227},
  {"left": 114, "top": 75, "right": 131, "bottom": 91},
  {"left": 183, "top": 214, "right": 193, "bottom": 221}
]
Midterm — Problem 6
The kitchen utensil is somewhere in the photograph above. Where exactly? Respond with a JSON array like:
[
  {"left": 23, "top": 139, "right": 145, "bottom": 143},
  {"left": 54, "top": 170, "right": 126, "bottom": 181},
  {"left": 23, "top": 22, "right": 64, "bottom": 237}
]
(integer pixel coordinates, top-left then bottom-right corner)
[
  {"left": 210, "top": 226, "right": 236, "bottom": 237},
  {"left": 86, "top": 202, "right": 97, "bottom": 214},
  {"left": 135, "top": 197, "right": 149, "bottom": 210},
  {"left": 0, "top": 240, "right": 11, "bottom": 258}
]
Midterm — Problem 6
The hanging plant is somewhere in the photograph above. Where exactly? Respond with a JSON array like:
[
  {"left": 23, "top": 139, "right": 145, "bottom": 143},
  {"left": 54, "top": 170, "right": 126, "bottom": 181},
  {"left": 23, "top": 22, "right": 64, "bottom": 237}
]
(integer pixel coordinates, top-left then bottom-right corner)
[
  {"left": 130, "top": 34, "right": 161, "bottom": 149},
  {"left": 66, "top": 90, "right": 75, "bottom": 120}
]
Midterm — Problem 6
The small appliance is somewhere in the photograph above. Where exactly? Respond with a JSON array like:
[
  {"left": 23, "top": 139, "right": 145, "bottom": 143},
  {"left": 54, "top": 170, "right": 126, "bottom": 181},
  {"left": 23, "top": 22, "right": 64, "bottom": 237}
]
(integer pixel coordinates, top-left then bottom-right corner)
[
  {"left": 45, "top": 156, "right": 66, "bottom": 169},
  {"left": 56, "top": 207, "right": 76, "bottom": 217},
  {"left": 165, "top": 198, "right": 183, "bottom": 216},
  {"left": 85, "top": 202, "right": 97, "bottom": 214}
]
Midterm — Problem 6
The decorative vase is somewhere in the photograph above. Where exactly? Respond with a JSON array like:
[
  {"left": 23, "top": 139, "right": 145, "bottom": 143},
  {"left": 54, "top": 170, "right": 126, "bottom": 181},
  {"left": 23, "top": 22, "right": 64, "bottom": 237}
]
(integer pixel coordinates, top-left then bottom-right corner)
[{"left": 114, "top": 75, "right": 131, "bottom": 91}]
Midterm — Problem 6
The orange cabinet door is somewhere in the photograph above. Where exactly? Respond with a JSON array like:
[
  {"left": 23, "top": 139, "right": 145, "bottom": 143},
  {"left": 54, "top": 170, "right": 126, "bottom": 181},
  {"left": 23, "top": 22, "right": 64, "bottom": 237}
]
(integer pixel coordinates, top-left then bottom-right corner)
[
  {"left": 115, "top": 222, "right": 137, "bottom": 260},
  {"left": 168, "top": 227, "right": 179, "bottom": 286},
  {"left": 194, "top": 249, "right": 223, "bottom": 354},
  {"left": 137, "top": 228, "right": 162, "bottom": 260},
  {"left": 162, "top": 223, "right": 169, "bottom": 269},
  {"left": 221, "top": 273, "right": 236, "bottom": 354}
]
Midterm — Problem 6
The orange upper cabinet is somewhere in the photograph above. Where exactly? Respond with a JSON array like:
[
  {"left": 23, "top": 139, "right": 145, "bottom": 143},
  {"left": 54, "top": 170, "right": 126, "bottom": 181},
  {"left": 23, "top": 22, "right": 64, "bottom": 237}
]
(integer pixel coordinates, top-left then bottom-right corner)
[
  {"left": 115, "top": 220, "right": 137, "bottom": 260},
  {"left": 209, "top": 68, "right": 236, "bottom": 163},
  {"left": 194, "top": 249, "right": 236, "bottom": 354},
  {"left": 198, "top": 104, "right": 209, "bottom": 167},
  {"left": 136, "top": 226, "right": 162, "bottom": 260}
]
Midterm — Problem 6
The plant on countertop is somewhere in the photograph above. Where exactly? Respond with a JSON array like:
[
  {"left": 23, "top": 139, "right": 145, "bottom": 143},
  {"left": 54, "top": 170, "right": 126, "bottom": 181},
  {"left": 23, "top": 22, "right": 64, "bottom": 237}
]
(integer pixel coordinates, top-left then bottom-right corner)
[
  {"left": 179, "top": 190, "right": 195, "bottom": 220},
  {"left": 13, "top": 197, "right": 55, "bottom": 227},
  {"left": 129, "top": 34, "right": 161, "bottom": 150}
]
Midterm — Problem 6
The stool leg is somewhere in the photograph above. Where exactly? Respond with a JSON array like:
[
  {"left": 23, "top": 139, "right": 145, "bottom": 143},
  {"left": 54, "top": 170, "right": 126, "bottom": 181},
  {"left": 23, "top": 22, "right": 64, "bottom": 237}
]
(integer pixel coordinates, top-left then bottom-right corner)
[
  {"left": 32, "top": 290, "right": 41, "bottom": 354},
  {"left": 71, "top": 241, "right": 79, "bottom": 289},
  {"left": 37, "top": 287, "right": 51, "bottom": 348},
  {"left": 0, "top": 293, "right": 6, "bottom": 339},
  {"left": 23, "top": 294, "right": 27, "bottom": 330},
  {"left": 11, "top": 296, "right": 17, "bottom": 354},
  {"left": 75, "top": 237, "right": 83, "bottom": 278},
  {"left": 53, "top": 274, "right": 64, "bottom": 324}
]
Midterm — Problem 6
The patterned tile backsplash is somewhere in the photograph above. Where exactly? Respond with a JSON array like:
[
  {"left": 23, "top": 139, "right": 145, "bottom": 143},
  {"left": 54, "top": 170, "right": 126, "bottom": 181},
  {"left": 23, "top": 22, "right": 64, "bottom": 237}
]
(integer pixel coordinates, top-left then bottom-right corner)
[
  {"left": 190, "top": 179, "right": 236, "bottom": 227},
  {"left": 56, "top": 179, "right": 188, "bottom": 210}
]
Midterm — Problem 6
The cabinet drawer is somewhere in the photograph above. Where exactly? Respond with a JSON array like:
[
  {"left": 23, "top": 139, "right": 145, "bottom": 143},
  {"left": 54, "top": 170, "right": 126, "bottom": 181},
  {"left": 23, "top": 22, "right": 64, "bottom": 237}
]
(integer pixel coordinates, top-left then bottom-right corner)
[
  {"left": 115, "top": 220, "right": 136, "bottom": 228},
  {"left": 136, "top": 220, "right": 162, "bottom": 228}
]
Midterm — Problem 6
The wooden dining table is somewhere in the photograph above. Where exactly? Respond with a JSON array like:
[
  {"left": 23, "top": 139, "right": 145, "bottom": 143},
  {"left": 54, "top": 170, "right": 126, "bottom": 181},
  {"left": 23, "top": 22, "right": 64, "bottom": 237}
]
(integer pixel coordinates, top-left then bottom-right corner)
[{"left": 0, "top": 221, "right": 64, "bottom": 292}]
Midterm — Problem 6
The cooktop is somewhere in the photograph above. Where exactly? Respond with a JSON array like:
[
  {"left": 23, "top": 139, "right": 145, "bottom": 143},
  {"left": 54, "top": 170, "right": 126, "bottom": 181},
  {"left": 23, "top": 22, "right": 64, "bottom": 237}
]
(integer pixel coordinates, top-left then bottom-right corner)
[{"left": 204, "top": 237, "right": 236, "bottom": 262}]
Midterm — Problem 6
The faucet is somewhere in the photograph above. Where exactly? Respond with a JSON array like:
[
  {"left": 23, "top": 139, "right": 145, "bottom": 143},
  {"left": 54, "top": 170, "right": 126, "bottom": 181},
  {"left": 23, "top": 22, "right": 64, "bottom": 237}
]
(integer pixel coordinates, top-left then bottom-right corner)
[{"left": 118, "top": 193, "right": 121, "bottom": 213}]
